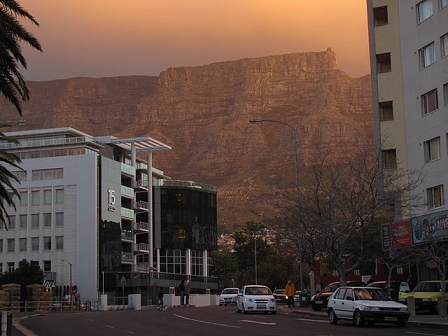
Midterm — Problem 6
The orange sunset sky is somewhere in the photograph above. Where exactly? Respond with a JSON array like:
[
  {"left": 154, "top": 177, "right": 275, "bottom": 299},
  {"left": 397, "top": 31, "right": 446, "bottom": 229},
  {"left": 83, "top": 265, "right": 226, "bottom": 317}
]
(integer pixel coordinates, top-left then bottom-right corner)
[{"left": 20, "top": 0, "right": 370, "bottom": 81}]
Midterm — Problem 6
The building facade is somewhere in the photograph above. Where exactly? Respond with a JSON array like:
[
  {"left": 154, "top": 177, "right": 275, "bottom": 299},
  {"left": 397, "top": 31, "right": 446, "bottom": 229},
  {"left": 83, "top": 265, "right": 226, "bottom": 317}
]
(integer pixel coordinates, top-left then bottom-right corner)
[
  {"left": 368, "top": 0, "right": 448, "bottom": 279},
  {"left": 0, "top": 127, "right": 217, "bottom": 302}
]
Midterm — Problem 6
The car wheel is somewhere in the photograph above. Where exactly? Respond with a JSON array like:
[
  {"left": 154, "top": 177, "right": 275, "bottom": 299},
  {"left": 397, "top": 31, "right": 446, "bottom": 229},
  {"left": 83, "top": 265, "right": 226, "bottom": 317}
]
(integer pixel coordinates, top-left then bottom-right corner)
[
  {"left": 328, "top": 309, "right": 338, "bottom": 325},
  {"left": 242, "top": 304, "right": 247, "bottom": 314},
  {"left": 353, "top": 310, "right": 364, "bottom": 327},
  {"left": 272, "top": 311, "right": 277, "bottom": 315}
]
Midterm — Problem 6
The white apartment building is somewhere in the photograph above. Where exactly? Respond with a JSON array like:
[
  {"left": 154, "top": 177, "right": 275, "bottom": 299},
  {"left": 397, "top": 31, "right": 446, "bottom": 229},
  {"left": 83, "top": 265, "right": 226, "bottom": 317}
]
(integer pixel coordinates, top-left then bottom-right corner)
[
  {"left": 0, "top": 127, "right": 218, "bottom": 301},
  {"left": 368, "top": 0, "right": 448, "bottom": 278}
]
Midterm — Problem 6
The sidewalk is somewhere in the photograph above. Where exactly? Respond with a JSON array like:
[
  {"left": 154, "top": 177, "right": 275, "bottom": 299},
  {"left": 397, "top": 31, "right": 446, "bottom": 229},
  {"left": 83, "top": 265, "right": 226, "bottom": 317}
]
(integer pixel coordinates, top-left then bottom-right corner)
[{"left": 278, "top": 305, "right": 448, "bottom": 330}]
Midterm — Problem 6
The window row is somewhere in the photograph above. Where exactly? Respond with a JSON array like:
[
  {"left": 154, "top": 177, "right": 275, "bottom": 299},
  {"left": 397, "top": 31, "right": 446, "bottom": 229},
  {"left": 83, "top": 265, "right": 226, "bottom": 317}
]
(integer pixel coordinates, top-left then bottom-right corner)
[
  {"left": 373, "top": 1, "right": 447, "bottom": 28},
  {"left": 419, "top": 34, "right": 448, "bottom": 69},
  {"left": 0, "top": 236, "right": 64, "bottom": 253},
  {"left": 382, "top": 133, "right": 448, "bottom": 168},
  {"left": 16, "top": 148, "right": 92, "bottom": 160},
  {"left": 12, "top": 189, "right": 64, "bottom": 207},
  {"left": 417, "top": 0, "right": 447, "bottom": 24},
  {"left": 1, "top": 212, "right": 65, "bottom": 230},
  {"left": 378, "top": 82, "right": 448, "bottom": 121}
]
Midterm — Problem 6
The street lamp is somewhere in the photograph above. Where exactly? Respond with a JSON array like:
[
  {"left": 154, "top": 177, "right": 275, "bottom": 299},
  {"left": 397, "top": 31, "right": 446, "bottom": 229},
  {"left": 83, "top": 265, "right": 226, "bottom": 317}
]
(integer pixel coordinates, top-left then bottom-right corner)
[
  {"left": 63, "top": 259, "right": 73, "bottom": 306},
  {"left": 249, "top": 118, "right": 304, "bottom": 292},
  {"left": 254, "top": 235, "right": 258, "bottom": 285}
]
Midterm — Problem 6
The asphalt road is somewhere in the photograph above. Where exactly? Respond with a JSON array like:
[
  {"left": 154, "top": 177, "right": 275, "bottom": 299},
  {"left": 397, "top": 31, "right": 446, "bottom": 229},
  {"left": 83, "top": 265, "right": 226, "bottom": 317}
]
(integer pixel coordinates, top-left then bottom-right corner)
[{"left": 15, "top": 305, "right": 448, "bottom": 336}]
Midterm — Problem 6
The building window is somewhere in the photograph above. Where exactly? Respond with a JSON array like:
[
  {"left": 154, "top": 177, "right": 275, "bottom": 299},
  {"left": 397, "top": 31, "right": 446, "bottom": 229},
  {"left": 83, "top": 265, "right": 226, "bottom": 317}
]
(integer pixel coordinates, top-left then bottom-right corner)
[
  {"left": 7, "top": 238, "right": 15, "bottom": 252},
  {"left": 19, "top": 238, "right": 27, "bottom": 252},
  {"left": 55, "top": 236, "right": 64, "bottom": 250},
  {"left": 31, "top": 190, "right": 40, "bottom": 206},
  {"left": 43, "top": 260, "right": 51, "bottom": 272},
  {"left": 19, "top": 191, "right": 28, "bottom": 206},
  {"left": 8, "top": 262, "right": 14, "bottom": 272},
  {"left": 379, "top": 101, "right": 394, "bottom": 121},
  {"left": 43, "top": 213, "right": 52, "bottom": 228},
  {"left": 32, "top": 168, "right": 63, "bottom": 181},
  {"left": 417, "top": 0, "right": 433, "bottom": 23},
  {"left": 396, "top": 266, "right": 404, "bottom": 275},
  {"left": 0, "top": 239, "right": 3, "bottom": 253},
  {"left": 56, "top": 189, "right": 64, "bottom": 204},
  {"left": 444, "top": 83, "right": 448, "bottom": 106},
  {"left": 442, "top": 33, "right": 448, "bottom": 58},
  {"left": 31, "top": 214, "right": 39, "bottom": 229},
  {"left": 421, "top": 89, "right": 439, "bottom": 115},
  {"left": 440, "top": 0, "right": 448, "bottom": 9},
  {"left": 427, "top": 185, "right": 444, "bottom": 209},
  {"left": 31, "top": 237, "right": 39, "bottom": 251},
  {"left": 424, "top": 137, "right": 441, "bottom": 162},
  {"left": 376, "top": 53, "right": 391, "bottom": 73},
  {"left": 12, "top": 171, "right": 27, "bottom": 182},
  {"left": 0, "top": 263, "right": 2, "bottom": 273},
  {"left": 373, "top": 6, "right": 388, "bottom": 26},
  {"left": 44, "top": 190, "right": 52, "bottom": 205},
  {"left": 43, "top": 237, "right": 51, "bottom": 251},
  {"left": 8, "top": 215, "right": 15, "bottom": 230},
  {"left": 382, "top": 149, "right": 397, "bottom": 168},
  {"left": 419, "top": 42, "right": 435, "bottom": 68},
  {"left": 19, "top": 214, "right": 27, "bottom": 229},
  {"left": 56, "top": 212, "right": 64, "bottom": 227}
]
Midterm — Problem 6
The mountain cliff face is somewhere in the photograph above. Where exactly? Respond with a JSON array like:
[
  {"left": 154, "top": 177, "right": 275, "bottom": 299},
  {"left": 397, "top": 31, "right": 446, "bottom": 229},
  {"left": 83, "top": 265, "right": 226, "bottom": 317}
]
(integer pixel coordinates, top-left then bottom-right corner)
[{"left": 1, "top": 49, "right": 373, "bottom": 231}]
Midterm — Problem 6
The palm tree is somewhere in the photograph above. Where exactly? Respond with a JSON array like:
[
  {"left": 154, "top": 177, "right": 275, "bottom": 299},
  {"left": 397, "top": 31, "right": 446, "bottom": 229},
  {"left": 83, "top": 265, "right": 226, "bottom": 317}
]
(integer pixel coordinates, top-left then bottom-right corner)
[
  {"left": 1, "top": 0, "right": 42, "bottom": 114},
  {"left": 0, "top": 1, "right": 42, "bottom": 228}
]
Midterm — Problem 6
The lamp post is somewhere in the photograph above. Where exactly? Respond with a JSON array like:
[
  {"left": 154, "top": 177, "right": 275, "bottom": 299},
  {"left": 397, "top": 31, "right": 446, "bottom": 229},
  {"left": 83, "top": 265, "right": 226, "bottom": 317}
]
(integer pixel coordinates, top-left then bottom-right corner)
[
  {"left": 63, "top": 259, "right": 73, "bottom": 306},
  {"left": 249, "top": 118, "right": 304, "bottom": 291},
  {"left": 254, "top": 236, "right": 258, "bottom": 285}
]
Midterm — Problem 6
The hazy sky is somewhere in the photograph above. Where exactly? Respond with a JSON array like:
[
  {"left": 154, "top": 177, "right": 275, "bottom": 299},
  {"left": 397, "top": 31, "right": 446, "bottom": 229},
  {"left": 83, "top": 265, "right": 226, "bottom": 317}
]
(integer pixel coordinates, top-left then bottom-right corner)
[{"left": 19, "top": 0, "right": 370, "bottom": 81}]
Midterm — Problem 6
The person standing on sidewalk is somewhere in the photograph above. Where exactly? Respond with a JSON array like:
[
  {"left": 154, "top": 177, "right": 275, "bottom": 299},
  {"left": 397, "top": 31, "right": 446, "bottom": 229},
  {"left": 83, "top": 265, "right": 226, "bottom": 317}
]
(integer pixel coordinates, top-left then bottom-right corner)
[
  {"left": 178, "top": 280, "right": 186, "bottom": 306},
  {"left": 285, "top": 280, "right": 296, "bottom": 308},
  {"left": 185, "top": 280, "right": 191, "bottom": 305}
]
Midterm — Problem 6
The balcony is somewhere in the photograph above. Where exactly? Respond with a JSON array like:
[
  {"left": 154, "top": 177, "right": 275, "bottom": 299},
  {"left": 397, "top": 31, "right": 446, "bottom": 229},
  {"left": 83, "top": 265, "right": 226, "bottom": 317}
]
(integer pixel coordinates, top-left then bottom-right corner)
[
  {"left": 132, "top": 200, "right": 148, "bottom": 212},
  {"left": 134, "top": 243, "right": 149, "bottom": 253},
  {"left": 121, "top": 252, "right": 133, "bottom": 263},
  {"left": 121, "top": 230, "right": 133, "bottom": 241},
  {"left": 133, "top": 221, "right": 149, "bottom": 233},
  {"left": 121, "top": 163, "right": 135, "bottom": 177},
  {"left": 133, "top": 180, "right": 148, "bottom": 192},
  {"left": 121, "top": 207, "right": 134, "bottom": 220},
  {"left": 121, "top": 185, "right": 134, "bottom": 199}
]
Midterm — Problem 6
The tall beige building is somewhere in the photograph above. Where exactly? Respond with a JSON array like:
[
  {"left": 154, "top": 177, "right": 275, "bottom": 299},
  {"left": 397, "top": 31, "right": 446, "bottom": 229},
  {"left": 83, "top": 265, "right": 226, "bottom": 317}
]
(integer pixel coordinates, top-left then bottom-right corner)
[
  {"left": 368, "top": 0, "right": 448, "bottom": 281},
  {"left": 368, "top": 0, "right": 448, "bottom": 222}
]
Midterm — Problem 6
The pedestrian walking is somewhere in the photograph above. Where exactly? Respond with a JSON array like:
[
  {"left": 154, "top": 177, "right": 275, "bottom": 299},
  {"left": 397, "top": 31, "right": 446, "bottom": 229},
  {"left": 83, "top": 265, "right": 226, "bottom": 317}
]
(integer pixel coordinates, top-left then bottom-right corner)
[
  {"left": 178, "top": 280, "right": 186, "bottom": 306},
  {"left": 185, "top": 280, "right": 191, "bottom": 305},
  {"left": 157, "top": 287, "right": 164, "bottom": 309},
  {"left": 285, "top": 280, "right": 296, "bottom": 308}
]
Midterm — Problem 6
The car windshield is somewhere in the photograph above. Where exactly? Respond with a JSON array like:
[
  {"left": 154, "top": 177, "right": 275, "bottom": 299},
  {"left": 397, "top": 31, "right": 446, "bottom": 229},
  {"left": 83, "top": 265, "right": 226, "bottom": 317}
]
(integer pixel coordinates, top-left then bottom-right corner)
[
  {"left": 415, "top": 282, "right": 447, "bottom": 292},
  {"left": 245, "top": 286, "right": 271, "bottom": 295},
  {"left": 354, "top": 288, "right": 392, "bottom": 301},
  {"left": 274, "top": 289, "right": 285, "bottom": 294},
  {"left": 222, "top": 289, "right": 238, "bottom": 294}
]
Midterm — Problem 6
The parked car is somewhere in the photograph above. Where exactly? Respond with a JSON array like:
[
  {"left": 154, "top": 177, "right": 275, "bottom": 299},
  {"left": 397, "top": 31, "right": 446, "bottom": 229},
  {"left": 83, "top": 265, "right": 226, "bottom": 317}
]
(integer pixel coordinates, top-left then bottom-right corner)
[
  {"left": 366, "top": 281, "right": 409, "bottom": 302},
  {"left": 219, "top": 287, "right": 239, "bottom": 306},
  {"left": 236, "top": 285, "right": 277, "bottom": 314},
  {"left": 327, "top": 286, "right": 410, "bottom": 327},
  {"left": 311, "top": 281, "right": 365, "bottom": 311},
  {"left": 398, "top": 280, "right": 448, "bottom": 313},
  {"left": 273, "top": 289, "right": 288, "bottom": 304}
]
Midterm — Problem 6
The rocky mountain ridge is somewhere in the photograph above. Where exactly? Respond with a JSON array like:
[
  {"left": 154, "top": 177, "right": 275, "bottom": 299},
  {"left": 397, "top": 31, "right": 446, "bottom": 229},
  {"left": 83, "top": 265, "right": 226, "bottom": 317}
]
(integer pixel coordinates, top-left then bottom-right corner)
[{"left": 1, "top": 49, "right": 373, "bottom": 231}]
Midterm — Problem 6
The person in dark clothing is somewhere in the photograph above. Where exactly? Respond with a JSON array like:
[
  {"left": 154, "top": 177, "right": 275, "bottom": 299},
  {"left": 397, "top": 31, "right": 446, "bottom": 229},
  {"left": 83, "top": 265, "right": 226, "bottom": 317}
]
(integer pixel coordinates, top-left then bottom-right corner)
[
  {"left": 178, "top": 280, "right": 186, "bottom": 306},
  {"left": 158, "top": 287, "right": 164, "bottom": 308}
]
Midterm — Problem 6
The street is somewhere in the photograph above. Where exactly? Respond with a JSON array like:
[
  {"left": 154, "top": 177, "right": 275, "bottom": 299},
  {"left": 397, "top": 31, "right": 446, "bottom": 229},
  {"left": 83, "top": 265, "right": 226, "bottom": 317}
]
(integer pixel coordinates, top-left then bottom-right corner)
[{"left": 16, "top": 305, "right": 448, "bottom": 336}]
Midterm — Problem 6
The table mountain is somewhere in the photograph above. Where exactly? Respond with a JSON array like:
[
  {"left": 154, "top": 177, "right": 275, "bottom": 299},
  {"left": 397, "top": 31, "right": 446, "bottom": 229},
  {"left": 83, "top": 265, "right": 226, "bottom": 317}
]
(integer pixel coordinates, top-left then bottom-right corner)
[{"left": 1, "top": 49, "right": 372, "bottom": 231}]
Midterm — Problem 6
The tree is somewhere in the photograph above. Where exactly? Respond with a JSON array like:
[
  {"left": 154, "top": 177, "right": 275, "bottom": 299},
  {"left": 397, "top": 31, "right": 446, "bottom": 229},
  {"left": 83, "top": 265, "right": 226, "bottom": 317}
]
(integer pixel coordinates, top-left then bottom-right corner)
[
  {"left": 0, "top": 0, "right": 42, "bottom": 114},
  {"left": 277, "top": 139, "right": 423, "bottom": 286},
  {"left": 0, "top": 1, "right": 41, "bottom": 228},
  {"left": 0, "top": 259, "right": 44, "bottom": 286},
  {"left": 210, "top": 250, "right": 238, "bottom": 290}
]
